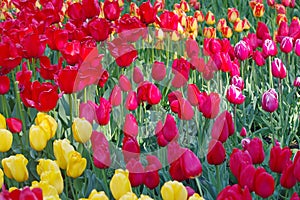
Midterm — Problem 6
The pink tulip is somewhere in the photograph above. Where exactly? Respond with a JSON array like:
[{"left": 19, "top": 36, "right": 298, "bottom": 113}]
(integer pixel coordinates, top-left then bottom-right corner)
[{"left": 262, "top": 89, "right": 278, "bottom": 113}]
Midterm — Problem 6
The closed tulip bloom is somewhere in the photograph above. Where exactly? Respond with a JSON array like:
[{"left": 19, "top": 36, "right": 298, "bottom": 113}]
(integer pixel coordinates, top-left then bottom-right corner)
[
  {"left": 6, "top": 118, "right": 22, "bottom": 133},
  {"left": 36, "top": 159, "right": 60, "bottom": 176},
  {"left": 294, "top": 77, "right": 300, "bottom": 87},
  {"left": 32, "top": 180, "right": 60, "bottom": 200},
  {"left": 0, "top": 75, "right": 10, "bottom": 95},
  {"left": 96, "top": 97, "right": 112, "bottom": 126},
  {"left": 119, "top": 75, "right": 132, "bottom": 92},
  {"left": 271, "top": 58, "right": 286, "bottom": 79},
  {"left": 0, "top": 113, "right": 6, "bottom": 129},
  {"left": 152, "top": 61, "right": 166, "bottom": 81},
  {"left": 194, "top": 10, "right": 204, "bottom": 22},
  {"left": 253, "top": 3, "right": 265, "bottom": 17},
  {"left": 178, "top": 98, "right": 194, "bottom": 120},
  {"left": 0, "top": 169, "right": 3, "bottom": 187},
  {"left": 0, "top": 129, "right": 12, "bottom": 152},
  {"left": 123, "top": 113, "right": 138, "bottom": 137},
  {"left": 188, "top": 193, "right": 204, "bottom": 200},
  {"left": 180, "top": 149, "right": 202, "bottom": 178},
  {"left": 294, "top": 39, "right": 300, "bottom": 56},
  {"left": 53, "top": 139, "right": 75, "bottom": 169},
  {"left": 262, "top": 89, "right": 278, "bottom": 112},
  {"left": 280, "top": 36, "right": 293, "bottom": 54},
  {"left": 67, "top": 151, "right": 87, "bottom": 178},
  {"left": 221, "top": 26, "right": 233, "bottom": 38},
  {"left": 205, "top": 11, "right": 215, "bottom": 25},
  {"left": 243, "top": 137, "right": 265, "bottom": 164},
  {"left": 226, "top": 84, "right": 246, "bottom": 105},
  {"left": 139, "top": 195, "right": 154, "bottom": 200},
  {"left": 234, "top": 40, "right": 250, "bottom": 61},
  {"left": 228, "top": 8, "right": 239, "bottom": 23},
  {"left": 2, "top": 154, "right": 29, "bottom": 182},
  {"left": 293, "top": 151, "right": 300, "bottom": 181},
  {"left": 280, "top": 163, "right": 297, "bottom": 189},
  {"left": 29, "top": 125, "right": 48, "bottom": 151},
  {"left": 203, "top": 27, "right": 216, "bottom": 38},
  {"left": 269, "top": 146, "right": 292, "bottom": 173},
  {"left": 207, "top": 139, "right": 226, "bottom": 165},
  {"left": 103, "top": 0, "right": 121, "bottom": 21},
  {"left": 254, "top": 169, "right": 275, "bottom": 198},
  {"left": 133, "top": 67, "right": 144, "bottom": 84},
  {"left": 109, "top": 85, "right": 122, "bottom": 107},
  {"left": 72, "top": 118, "right": 92, "bottom": 143},
  {"left": 119, "top": 192, "right": 138, "bottom": 200},
  {"left": 80, "top": 189, "right": 109, "bottom": 200},
  {"left": 110, "top": 169, "right": 132, "bottom": 200},
  {"left": 253, "top": 50, "right": 266, "bottom": 66},
  {"left": 262, "top": 39, "right": 277, "bottom": 57},
  {"left": 40, "top": 170, "right": 64, "bottom": 194},
  {"left": 229, "top": 148, "right": 252, "bottom": 178},
  {"left": 233, "top": 18, "right": 243, "bottom": 32},
  {"left": 217, "top": 18, "right": 227, "bottom": 32},
  {"left": 35, "top": 112, "right": 57, "bottom": 140},
  {"left": 238, "top": 164, "right": 256, "bottom": 192},
  {"left": 230, "top": 75, "right": 244, "bottom": 90},
  {"left": 139, "top": 1, "right": 157, "bottom": 25},
  {"left": 290, "top": 193, "right": 300, "bottom": 200},
  {"left": 161, "top": 181, "right": 188, "bottom": 200}
]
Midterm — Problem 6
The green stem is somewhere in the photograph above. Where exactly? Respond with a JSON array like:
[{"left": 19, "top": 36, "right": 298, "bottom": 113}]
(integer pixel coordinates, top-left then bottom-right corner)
[
  {"left": 195, "top": 177, "right": 203, "bottom": 197},
  {"left": 269, "top": 57, "right": 274, "bottom": 88},
  {"left": 1, "top": 95, "right": 8, "bottom": 117},
  {"left": 101, "top": 169, "right": 109, "bottom": 195},
  {"left": 68, "top": 177, "right": 76, "bottom": 199},
  {"left": 215, "top": 165, "right": 221, "bottom": 194},
  {"left": 270, "top": 113, "right": 275, "bottom": 146},
  {"left": 69, "top": 94, "right": 73, "bottom": 142}
]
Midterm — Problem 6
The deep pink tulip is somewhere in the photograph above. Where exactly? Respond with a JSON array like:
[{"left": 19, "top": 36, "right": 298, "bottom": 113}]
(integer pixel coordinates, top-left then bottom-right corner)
[
  {"left": 226, "top": 84, "right": 246, "bottom": 105},
  {"left": 123, "top": 113, "right": 139, "bottom": 138},
  {"left": 243, "top": 137, "right": 265, "bottom": 164},
  {"left": 109, "top": 85, "right": 122, "bottom": 107},
  {"left": 262, "top": 89, "right": 278, "bottom": 112},
  {"left": 152, "top": 61, "right": 166, "bottom": 81},
  {"left": 119, "top": 75, "right": 132, "bottom": 92},
  {"left": 133, "top": 67, "right": 144, "bottom": 84},
  {"left": 125, "top": 91, "right": 138, "bottom": 111},
  {"left": 95, "top": 97, "right": 112, "bottom": 126},
  {"left": 280, "top": 36, "right": 293, "bottom": 54},
  {"left": 234, "top": 40, "right": 250, "bottom": 61},
  {"left": 271, "top": 58, "right": 286, "bottom": 79},
  {"left": 207, "top": 139, "right": 226, "bottom": 165}
]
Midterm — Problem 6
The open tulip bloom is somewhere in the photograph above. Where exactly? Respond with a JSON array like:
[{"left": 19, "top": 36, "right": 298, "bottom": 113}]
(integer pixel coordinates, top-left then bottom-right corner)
[{"left": 1, "top": 1, "right": 300, "bottom": 200}]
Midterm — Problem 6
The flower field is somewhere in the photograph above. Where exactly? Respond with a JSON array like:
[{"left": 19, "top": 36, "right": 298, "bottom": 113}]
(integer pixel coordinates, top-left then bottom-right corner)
[{"left": 0, "top": 0, "right": 300, "bottom": 199}]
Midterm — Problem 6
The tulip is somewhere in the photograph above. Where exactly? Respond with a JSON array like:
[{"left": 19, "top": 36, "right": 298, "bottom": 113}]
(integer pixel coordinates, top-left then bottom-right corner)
[
  {"left": 119, "top": 75, "right": 132, "bottom": 92},
  {"left": 88, "top": 18, "right": 111, "bottom": 42},
  {"left": 80, "top": 189, "right": 109, "bottom": 200},
  {"left": 103, "top": 0, "right": 121, "bottom": 21},
  {"left": 238, "top": 164, "right": 256, "bottom": 192},
  {"left": 35, "top": 112, "right": 57, "bottom": 140},
  {"left": 57, "top": 66, "right": 78, "bottom": 94},
  {"left": 6, "top": 118, "right": 22, "bottom": 133},
  {"left": 194, "top": 10, "right": 204, "bottom": 22},
  {"left": 139, "top": 1, "right": 157, "bottom": 25},
  {"left": 291, "top": 193, "right": 300, "bottom": 200},
  {"left": 31, "top": 180, "right": 60, "bottom": 199},
  {"left": 79, "top": 101, "right": 97, "bottom": 124},
  {"left": 133, "top": 67, "right": 144, "bottom": 84},
  {"left": 53, "top": 139, "right": 75, "bottom": 170},
  {"left": 240, "top": 127, "right": 247, "bottom": 137},
  {"left": 161, "top": 181, "right": 188, "bottom": 200},
  {"left": 40, "top": 170, "right": 64, "bottom": 194},
  {"left": 0, "top": 129, "right": 12, "bottom": 152},
  {"left": 188, "top": 193, "right": 204, "bottom": 200},
  {"left": 0, "top": 75, "right": 10, "bottom": 95},
  {"left": 262, "top": 89, "right": 278, "bottom": 113},
  {"left": 109, "top": 85, "right": 122, "bottom": 107},
  {"left": 178, "top": 98, "right": 194, "bottom": 120},
  {"left": 72, "top": 118, "right": 92, "bottom": 143},
  {"left": 139, "top": 195, "right": 154, "bottom": 200},
  {"left": 228, "top": 8, "right": 239, "bottom": 23},
  {"left": 221, "top": 26, "right": 233, "bottom": 38},
  {"left": 0, "top": 113, "right": 6, "bottom": 129},
  {"left": 267, "top": 0, "right": 275, "bottom": 6},
  {"left": 271, "top": 58, "right": 286, "bottom": 79},
  {"left": 230, "top": 75, "right": 244, "bottom": 90},
  {"left": 152, "top": 61, "right": 166, "bottom": 81},
  {"left": 187, "top": 84, "right": 201, "bottom": 106},
  {"left": 110, "top": 169, "right": 132, "bottom": 200},
  {"left": 36, "top": 159, "right": 60, "bottom": 176},
  {"left": 280, "top": 36, "right": 293, "bottom": 54},
  {"left": 67, "top": 151, "right": 87, "bottom": 178},
  {"left": 233, "top": 18, "right": 243, "bottom": 32},
  {"left": 125, "top": 91, "right": 138, "bottom": 111},
  {"left": 226, "top": 84, "right": 245, "bottom": 105},
  {"left": 242, "top": 18, "right": 251, "bottom": 30},
  {"left": 186, "top": 39, "right": 200, "bottom": 58},
  {"left": 130, "top": 2, "right": 139, "bottom": 17},
  {"left": 280, "top": 163, "right": 297, "bottom": 189},
  {"left": 203, "top": 27, "right": 216, "bottom": 38},
  {"left": 253, "top": 3, "right": 265, "bottom": 17},
  {"left": 82, "top": 0, "right": 100, "bottom": 19},
  {"left": 217, "top": 184, "right": 252, "bottom": 200},
  {"left": 294, "top": 77, "right": 300, "bottom": 87},
  {"left": 229, "top": 148, "right": 252, "bottom": 178},
  {"left": 159, "top": 11, "right": 178, "bottom": 31},
  {"left": 119, "top": 192, "right": 138, "bottom": 200},
  {"left": 234, "top": 40, "right": 250, "bottom": 61},
  {"left": 29, "top": 125, "right": 48, "bottom": 151},
  {"left": 123, "top": 113, "right": 139, "bottom": 138},
  {"left": 252, "top": 50, "right": 266, "bottom": 66},
  {"left": 294, "top": 39, "right": 300, "bottom": 56},
  {"left": 262, "top": 39, "right": 277, "bottom": 57},
  {"left": 269, "top": 146, "right": 292, "bottom": 173},
  {"left": 7, "top": 187, "right": 43, "bottom": 200},
  {"left": 21, "top": 33, "right": 46, "bottom": 59},
  {"left": 243, "top": 138, "right": 265, "bottom": 164},
  {"left": 147, "top": 83, "right": 162, "bottom": 105},
  {"left": 180, "top": 149, "right": 202, "bottom": 178},
  {"left": 254, "top": 169, "right": 275, "bottom": 198},
  {"left": 294, "top": 151, "right": 300, "bottom": 181},
  {"left": 2, "top": 154, "right": 29, "bottom": 182},
  {"left": 205, "top": 11, "right": 215, "bottom": 25},
  {"left": 172, "top": 58, "right": 191, "bottom": 88},
  {"left": 207, "top": 139, "right": 226, "bottom": 165},
  {"left": 96, "top": 97, "right": 112, "bottom": 126},
  {"left": 211, "top": 110, "right": 234, "bottom": 143},
  {"left": 0, "top": 168, "right": 3, "bottom": 187},
  {"left": 199, "top": 92, "right": 220, "bottom": 119},
  {"left": 91, "top": 131, "right": 111, "bottom": 169},
  {"left": 122, "top": 136, "right": 140, "bottom": 163},
  {"left": 126, "top": 159, "right": 144, "bottom": 187}
]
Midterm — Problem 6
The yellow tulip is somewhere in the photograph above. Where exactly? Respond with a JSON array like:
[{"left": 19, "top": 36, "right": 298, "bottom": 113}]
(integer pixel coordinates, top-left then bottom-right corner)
[
  {"left": 161, "top": 181, "right": 188, "bottom": 200},
  {"left": 32, "top": 181, "right": 60, "bottom": 200},
  {"left": 40, "top": 170, "right": 64, "bottom": 194},
  {"left": 66, "top": 151, "right": 87, "bottom": 178},
  {"left": 0, "top": 113, "right": 6, "bottom": 129},
  {"left": 35, "top": 112, "right": 57, "bottom": 140},
  {"left": 119, "top": 192, "right": 138, "bottom": 200},
  {"left": 53, "top": 139, "right": 75, "bottom": 169},
  {"left": 110, "top": 169, "right": 132, "bottom": 200},
  {"left": 36, "top": 159, "right": 60, "bottom": 176},
  {"left": 29, "top": 125, "right": 48, "bottom": 151},
  {"left": 79, "top": 189, "right": 109, "bottom": 200},
  {"left": 0, "top": 129, "right": 13, "bottom": 152},
  {"left": 139, "top": 195, "right": 154, "bottom": 200},
  {"left": 0, "top": 168, "right": 3, "bottom": 187},
  {"left": 2, "top": 154, "right": 29, "bottom": 182},
  {"left": 188, "top": 193, "right": 205, "bottom": 200},
  {"left": 72, "top": 118, "right": 92, "bottom": 143}
]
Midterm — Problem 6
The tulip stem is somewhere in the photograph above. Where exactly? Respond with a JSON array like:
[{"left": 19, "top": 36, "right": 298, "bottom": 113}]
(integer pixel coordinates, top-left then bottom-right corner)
[
  {"left": 269, "top": 57, "right": 274, "bottom": 88},
  {"left": 270, "top": 113, "right": 275, "bottom": 146},
  {"left": 195, "top": 177, "right": 203, "bottom": 197},
  {"left": 101, "top": 169, "right": 109, "bottom": 195},
  {"left": 1, "top": 95, "right": 8, "bottom": 117},
  {"left": 215, "top": 165, "right": 221, "bottom": 194},
  {"left": 69, "top": 94, "right": 73, "bottom": 142},
  {"left": 68, "top": 177, "right": 76, "bottom": 199}
]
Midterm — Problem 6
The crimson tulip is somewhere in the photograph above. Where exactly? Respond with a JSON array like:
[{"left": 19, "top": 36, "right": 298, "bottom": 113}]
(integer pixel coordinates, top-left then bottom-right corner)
[
  {"left": 147, "top": 83, "right": 162, "bottom": 105},
  {"left": 291, "top": 193, "right": 300, "bottom": 200},
  {"left": 82, "top": 0, "right": 100, "bottom": 19},
  {"left": 3, "top": 187, "right": 43, "bottom": 200},
  {"left": 0, "top": 40, "right": 22, "bottom": 74},
  {"left": 158, "top": 10, "right": 178, "bottom": 31},
  {"left": 0, "top": 75, "right": 10, "bottom": 95},
  {"left": 280, "top": 163, "right": 297, "bottom": 189},
  {"left": 61, "top": 40, "right": 81, "bottom": 66},
  {"left": 256, "top": 22, "right": 272, "bottom": 46},
  {"left": 229, "top": 148, "right": 252, "bottom": 178},
  {"left": 6, "top": 118, "right": 22, "bottom": 133},
  {"left": 133, "top": 67, "right": 144, "bottom": 84},
  {"left": 180, "top": 149, "right": 202, "bottom": 178},
  {"left": 45, "top": 27, "right": 68, "bottom": 51},
  {"left": 38, "top": 56, "right": 62, "bottom": 80},
  {"left": 152, "top": 61, "right": 166, "bottom": 81},
  {"left": 97, "top": 70, "right": 109, "bottom": 88},
  {"left": 262, "top": 89, "right": 278, "bottom": 113},
  {"left": 187, "top": 84, "right": 201, "bottom": 106},
  {"left": 125, "top": 91, "right": 138, "bottom": 111},
  {"left": 293, "top": 151, "right": 300, "bottom": 181},
  {"left": 56, "top": 66, "right": 78, "bottom": 94},
  {"left": 139, "top": 1, "right": 157, "bottom": 25},
  {"left": 21, "top": 32, "right": 46, "bottom": 59},
  {"left": 67, "top": 2, "right": 85, "bottom": 22},
  {"left": 198, "top": 92, "right": 220, "bottom": 119},
  {"left": 155, "top": 121, "right": 168, "bottom": 147},
  {"left": 243, "top": 137, "right": 265, "bottom": 164},
  {"left": 126, "top": 158, "right": 144, "bottom": 187},
  {"left": 88, "top": 18, "right": 111, "bottom": 42},
  {"left": 253, "top": 168, "right": 275, "bottom": 198},
  {"left": 123, "top": 113, "right": 138, "bottom": 138},
  {"left": 239, "top": 164, "right": 256, "bottom": 192},
  {"left": 240, "top": 127, "right": 247, "bottom": 137},
  {"left": 269, "top": 146, "right": 292, "bottom": 173},
  {"left": 186, "top": 38, "right": 200, "bottom": 58},
  {"left": 207, "top": 139, "right": 226, "bottom": 165},
  {"left": 252, "top": 50, "right": 266, "bottom": 66},
  {"left": 211, "top": 110, "right": 234, "bottom": 143},
  {"left": 95, "top": 97, "right": 112, "bottom": 126},
  {"left": 226, "top": 84, "right": 245, "bottom": 105},
  {"left": 217, "top": 184, "right": 252, "bottom": 200},
  {"left": 103, "top": 0, "right": 121, "bottom": 21},
  {"left": 122, "top": 136, "right": 140, "bottom": 163},
  {"left": 144, "top": 155, "right": 161, "bottom": 189},
  {"left": 271, "top": 58, "right": 286, "bottom": 79},
  {"left": 91, "top": 131, "right": 111, "bottom": 169},
  {"left": 178, "top": 98, "right": 194, "bottom": 120},
  {"left": 171, "top": 58, "right": 191, "bottom": 88}
]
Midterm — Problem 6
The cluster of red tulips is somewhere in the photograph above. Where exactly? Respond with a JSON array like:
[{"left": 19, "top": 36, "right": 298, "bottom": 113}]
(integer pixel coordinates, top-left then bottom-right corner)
[{"left": 0, "top": 0, "right": 300, "bottom": 199}]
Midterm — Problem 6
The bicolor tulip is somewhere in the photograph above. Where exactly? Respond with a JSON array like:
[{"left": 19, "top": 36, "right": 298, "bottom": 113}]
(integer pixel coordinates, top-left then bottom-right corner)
[
  {"left": 253, "top": 3, "right": 265, "bottom": 18},
  {"left": 226, "top": 84, "right": 245, "bottom": 105},
  {"left": 234, "top": 40, "right": 250, "bottom": 61},
  {"left": 294, "top": 39, "right": 300, "bottom": 56},
  {"left": 262, "top": 89, "right": 278, "bottom": 113},
  {"left": 271, "top": 58, "right": 286, "bottom": 79},
  {"left": 205, "top": 11, "right": 215, "bottom": 25},
  {"left": 228, "top": 8, "right": 239, "bottom": 23},
  {"left": 280, "top": 36, "right": 293, "bottom": 54}
]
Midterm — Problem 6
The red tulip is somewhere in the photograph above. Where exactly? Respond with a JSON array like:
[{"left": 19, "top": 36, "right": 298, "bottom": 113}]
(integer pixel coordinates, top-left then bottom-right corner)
[
  {"left": 88, "top": 18, "right": 111, "bottom": 42},
  {"left": 217, "top": 184, "right": 252, "bottom": 200},
  {"left": 262, "top": 89, "right": 278, "bottom": 113},
  {"left": 294, "top": 39, "right": 300, "bottom": 56},
  {"left": 226, "top": 84, "right": 245, "bottom": 105},
  {"left": 240, "top": 127, "right": 247, "bottom": 137},
  {"left": 267, "top": 0, "right": 275, "bottom": 6},
  {"left": 198, "top": 92, "right": 220, "bottom": 119},
  {"left": 243, "top": 137, "right": 265, "bottom": 164},
  {"left": 269, "top": 146, "right": 292, "bottom": 173},
  {"left": 21, "top": 33, "right": 46, "bottom": 59},
  {"left": 180, "top": 148, "right": 202, "bottom": 178},
  {"left": 125, "top": 91, "right": 138, "bottom": 111},
  {"left": 211, "top": 110, "right": 234, "bottom": 143},
  {"left": 144, "top": 155, "right": 161, "bottom": 189},
  {"left": 252, "top": 50, "right": 266, "bottom": 66},
  {"left": 61, "top": 40, "right": 81, "bottom": 66},
  {"left": 67, "top": 2, "right": 85, "bottom": 22},
  {"left": 186, "top": 186, "right": 195, "bottom": 198},
  {"left": 234, "top": 40, "right": 250, "bottom": 61},
  {"left": 293, "top": 151, "right": 300, "bottom": 181},
  {"left": 171, "top": 58, "right": 191, "bottom": 88},
  {"left": 137, "top": 81, "right": 150, "bottom": 103},
  {"left": 169, "top": 159, "right": 187, "bottom": 181},
  {"left": 280, "top": 36, "right": 293, "bottom": 54},
  {"left": 178, "top": 98, "right": 194, "bottom": 120},
  {"left": 38, "top": 56, "right": 62, "bottom": 80},
  {"left": 45, "top": 26, "right": 68, "bottom": 51},
  {"left": 229, "top": 148, "right": 252, "bottom": 178},
  {"left": 126, "top": 158, "right": 144, "bottom": 187},
  {"left": 98, "top": 70, "right": 109, "bottom": 88},
  {"left": 91, "top": 131, "right": 111, "bottom": 168},
  {"left": 152, "top": 61, "right": 166, "bottom": 81},
  {"left": 119, "top": 75, "right": 132, "bottom": 92},
  {"left": 207, "top": 139, "right": 226, "bottom": 165},
  {"left": 239, "top": 164, "right": 256, "bottom": 192},
  {"left": 230, "top": 75, "right": 244, "bottom": 90},
  {"left": 103, "top": 0, "right": 121, "bottom": 21},
  {"left": 123, "top": 113, "right": 138, "bottom": 138},
  {"left": 262, "top": 39, "right": 277, "bottom": 57},
  {"left": 254, "top": 168, "right": 275, "bottom": 198},
  {"left": 158, "top": 10, "right": 178, "bottom": 31},
  {"left": 95, "top": 97, "right": 112, "bottom": 126},
  {"left": 7, "top": 187, "right": 43, "bottom": 200},
  {"left": 155, "top": 121, "right": 169, "bottom": 147},
  {"left": 291, "top": 192, "right": 300, "bottom": 200},
  {"left": 109, "top": 85, "right": 122, "bottom": 107},
  {"left": 280, "top": 163, "right": 297, "bottom": 189},
  {"left": 0, "top": 75, "right": 10, "bottom": 95},
  {"left": 256, "top": 22, "right": 272, "bottom": 46},
  {"left": 158, "top": 114, "right": 179, "bottom": 143},
  {"left": 271, "top": 58, "right": 286, "bottom": 79},
  {"left": 82, "top": 0, "right": 100, "bottom": 19},
  {"left": 186, "top": 38, "right": 199, "bottom": 58},
  {"left": 122, "top": 136, "right": 140, "bottom": 163},
  {"left": 0, "top": 40, "right": 22, "bottom": 74},
  {"left": 79, "top": 100, "right": 97, "bottom": 124},
  {"left": 6, "top": 118, "right": 22, "bottom": 133},
  {"left": 139, "top": 1, "right": 157, "bottom": 25},
  {"left": 147, "top": 83, "right": 162, "bottom": 105},
  {"left": 133, "top": 67, "right": 144, "bottom": 84},
  {"left": 187, "top": 84, "right": 201, "bottom": 106},
  {"left": 57, "top": 66, "right": 78, "bottom": 94}
]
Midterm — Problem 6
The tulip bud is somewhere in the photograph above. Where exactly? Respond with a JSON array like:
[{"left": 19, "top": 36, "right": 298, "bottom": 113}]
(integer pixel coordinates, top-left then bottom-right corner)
[
  {"left": 110, "top": 169, "right": 132, "bottom": 200},
  {"left": 133, "top": 67, "right": 144, "bottom": 84},
  {"left": 294, "top": 77, "right": 300, "bottom": 87},
  {"left": 119, "top": 75, "right": 132, "bottom": 92},
  {"left": 271, "top": 58, "right": 286, "bottom": 79},
  {"left": 228, "top": 8, "right": 239, "bottom": 23},
  {"left": 91, "top": 131, "right": 111, "bottom": 169},
  {"left": 2, "top": 154, "right": 29, "bottom": 182},
  {"left": 233, "top": 18, "right": 243, "bottom": 32},
  {"left": 221, "top": 26, "right": 233, "bottom": 38},
  {"left": 207, "top": 139, "right": 226, "bottom": 165},
  {"left": 53, "top": 139, "right": 75, "bottom": 170},
  {"left": 72, "top": 118, "right": 92, "bottom": 143},
  {"left": 161, "top": 181, "right": 188, "bottom": 200},
  {"left": 253, "top": 50, "right": 266, "bottom": 66},
  {"left": 125, "top": 91, "right": 138, "bottom": 111},
  {"left": 82, "top": 189, "right": 109, "bottom": 200},
  {"left": 205, "top": 11, "right": 215, "bottom": 25},
  {"left": 203, "top": 27, "right": 216, "bottom": 38},
  {"left": 280, "top": 36, "right": 293, "bottom": 54},
  {"left": 6, "top": 118, "right": 22, "bottom": 133},
  {"left": 152, "top": 61, "right": 166, "bottom": 81},
  {"left": 194, "top": 10, "right": 204, "bottom": 22},
  {"left": 109, "top": 85, "right": 122, "bottom": 107},
  {"left": 67, "top": 151, "right": 87, "bottom": 178},
  {"left": 0, "top": 129, "right": 12, "bottom": 152},
  {"left": 240, "top": 127, "right": 247, "bottom": 137},
  {"left": 243, "top": 138, "right": 265, "bottom": 164},
  {"left": 123, "top": 113, "right": 138, "bottom": 137},
  {"left": 217, "top": 18, "right": 227, "bottom": 32},
  {"left": 294, "top": 39, "right": 300, "bottom": 56},
  {"left": 242, "top": 18, "right": 251, "bottom": 30},
  {"left": 262, "top": 39, "right": 277, "bottom": 57},
  {"left": 0, "top": 75, "right": 10, "bottom": 95},
  {"left": 147, "top": 83, "right": 162, "bottom": 105},
  {"left": 262, "top": 89, "right": 278, "bottom": 113},
  {"left": 180, "top": 149, "right": 202, "bottom": 178},
  {"left": 29, "top": 125, "right": 48, "bottom": 151},
  {"left": 267, "top": 0, "right": 275, "bottom": 7},
  {"left": 96, "top": 97, "right": 112, "bottom": 126},
  {"left": 253, "top": 3, "right": 265, "bottom": 18},
  {"left": 254, "top": 169, "right": 275, "bottom": 198}
]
